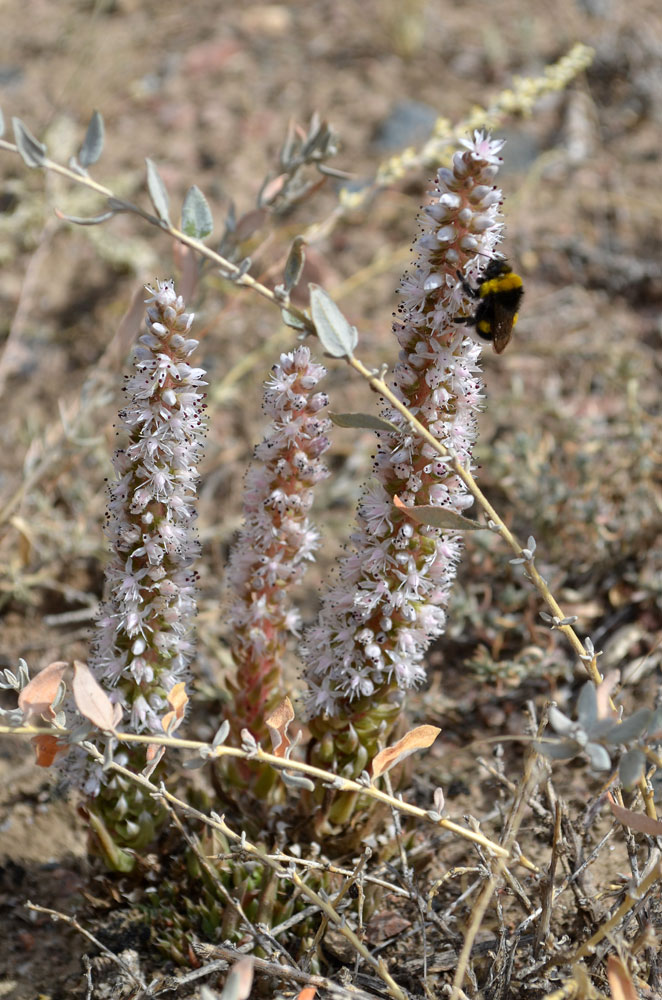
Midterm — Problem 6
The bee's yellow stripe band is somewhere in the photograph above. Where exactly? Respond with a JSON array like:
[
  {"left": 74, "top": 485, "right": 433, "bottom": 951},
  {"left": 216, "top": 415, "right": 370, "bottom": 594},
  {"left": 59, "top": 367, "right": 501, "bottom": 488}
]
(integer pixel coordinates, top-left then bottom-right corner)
[{"left": 479, "top": 273, "right": 523, "bottom": 297}]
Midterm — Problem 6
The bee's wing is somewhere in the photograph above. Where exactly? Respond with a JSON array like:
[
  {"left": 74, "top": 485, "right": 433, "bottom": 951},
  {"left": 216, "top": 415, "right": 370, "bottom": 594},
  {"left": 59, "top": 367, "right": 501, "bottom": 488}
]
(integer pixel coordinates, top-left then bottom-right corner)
[{"left": 491, "top": 301, "right": 515, "bottom": 354}]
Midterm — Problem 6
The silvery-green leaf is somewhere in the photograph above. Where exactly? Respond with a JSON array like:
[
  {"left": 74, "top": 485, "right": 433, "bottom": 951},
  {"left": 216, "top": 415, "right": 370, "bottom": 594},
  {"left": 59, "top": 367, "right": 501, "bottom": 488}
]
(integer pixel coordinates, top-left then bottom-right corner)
[
  {"left": 181, "top": 185, "right": 213, "bottom": 239},
  {"left": 211, "top": 719, "right": 230, "bottom": 749},
  {"left": 281, "top": 307, "right": 307, "bottom": 331},
  {"left": 182, "top": 756, "right": 207, "bottom": 770},
  {"left": 12, "top": 117, "right": 47, "bottom": 167},
  {"left": 281, "top": 770, "right": 315, "bottom": 791},
  {"left": 533, "top": 738, "right": 578, "bottom": 761},
  {"left": 548, "top": 705, "right": 575, "bottom": 735},
  {"left": 17, "top": 659, "right": 30, "bottom": 687},
  {"left": 585, "top": 741, "right": 611, "bottom": 771},
  {"left": 330, "top": 411, "right": 399, "bottom": 433},
  {"left": 576, "top": 681, "right": 598, "bottom": 730},
  {"left": 241, "top": 730, "right": 258, "bottom": 754},
  {"left": 164, "top": 714, "right": 179, "bottom": 735},
  {"left": 229, "top": 257, "right": 251, "bottom": 280},
  {"left": 68, "top": 721, "right": 92, "bottom": 744},
  {"left": 619, "top": 748, "right": 646, "bottom": 790},
  {"left": 52, "top": 680, "right": 67, "bottom": 712},
  {"left": 318, "top": 163, "right": 352, "bottom": 179},
  {"left": 0, "top": 108, "right": 5, "bottom": 138},
  {"left": 576, "top": 730, "right": 591, "bottom": 750},
  {"left": 145, "top": 158, "right": 171, "bottom": 225},
  {"left": 284, "top": 235, "right": 305, "bottom": 292},
  {"left": 590, "top": 717, "right": 621, "bottom": 740},
  {"left": 57, "top": 210, "right": 116, "bottom": 226},
  {"left": 279, "top": 120, "right": 296, "bottom": 168},
  {"left": 78, "top": 110, "right": 104, "bottom": 168},
  {"left": 309, "top": 283, "right": 358, "bottom": 358},
  {"left": 107, "top": 197, "right": 130, "bottom": 213},
  {"left": 647, "top": 708, "right": 662, "bottom": 739},
  {"left": 603, "top": 708, "right": 653, "bottom": 746},
  {"left": 399, "top": 504, "right": 483, "bottom": 531},
  {"left": 223, "top": 199, "right": 236, "bottom": 234}
]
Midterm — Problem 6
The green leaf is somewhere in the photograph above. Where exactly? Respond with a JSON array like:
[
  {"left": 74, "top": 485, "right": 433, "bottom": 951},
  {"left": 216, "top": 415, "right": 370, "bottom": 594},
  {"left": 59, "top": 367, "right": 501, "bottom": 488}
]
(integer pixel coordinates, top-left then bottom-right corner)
[
  {"left": 57, "top": 210, "right": 116, "bottom": 226},
  {"left": 309, "top": 283, "right": 358, "bottom": 358},
  {"left": 78, "top": 110, "right": 104, "bottom": 168},
  {"left": 585, "top": 742, "right": 611, "bottom": 771},
  {"left": 86, "top": 810, "right": 136, "bottom": 873},
  {"left": 604, "top": 708, "right": 653, "bottom": 746},
  {"left": 281, "top": 307, "right": 307, "bottom": 331},
  {"left": 281, "top": 771, "right": 315, "bottom": 791},
  {"left": 619, "top": 749, "right": 646, "bottom": 790},
  {"left": 12, "top": 117, "right": 47, "bottom": 167},
  {"left": 181, "top": 184, "right": 213, "bottom": 238},
  {"left": 577, "top": 681, "right": 598, "bottom": 730},
  {"left": 181, "top": 756, "right": 207, "bottom": 770},
  {"left": 649, "top": 708, "right": 662, "bottom": 738},
  {"left": 330, "top": 411, "right": 399, "bottom": 433},
  {"left": 283, "top": 235, "right": 305, "bottom": 292},
  {"left": 211, "top": 720, "right": 230, "bottom": 749},
  {"left": 533, "top": 738, "right": 578, "bottom": 761},
  {"left": 145, "top": 158, "right": 171, "bottom": 225}
]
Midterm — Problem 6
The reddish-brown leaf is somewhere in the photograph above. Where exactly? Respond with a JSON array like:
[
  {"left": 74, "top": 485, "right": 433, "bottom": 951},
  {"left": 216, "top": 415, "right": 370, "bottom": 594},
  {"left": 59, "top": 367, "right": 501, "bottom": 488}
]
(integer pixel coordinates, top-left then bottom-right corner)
[
  {"left": 145, "top": 744, "right": 166, "bottom": 767},
  {"left": 18, "top": 661, "right": 68, "bottom": 724},
  {"left": 607, "top": 793, "right": 662, "bottom": 837},
  {"left": 161, "top": 682, "right": 189, "bottom": 733},
  {"left": 234, "top": 208, "right": 267, "bottom": 242},
  {"left": 31, "top": 733, "right": 63, "bottom": 767},
  {"left": 260, "top": 174, "right": 288, "bottom": 205},
  {"left": 72, "top": 660, "right": 117, "bottom": 731},
  {"left": 265, "top": 697, "right": 295, "bottom": 757},
  {"left": 607, "top": 954, "right": 637, "bottom": 1000},
  {"left": 223, "top": 956, "right": 254, "bottom": 1000},
  {"left": 16, "top": 930, "right": 35, "bottom": 951},
  {"left": 372, "top": 724, "right": 441, "bottom": 779},
  {"left": 296, "top": 989, "right": 317, "bottom": 1000},
  {"left": 365, "top": 910, "right": 411, "bottom": 944}
]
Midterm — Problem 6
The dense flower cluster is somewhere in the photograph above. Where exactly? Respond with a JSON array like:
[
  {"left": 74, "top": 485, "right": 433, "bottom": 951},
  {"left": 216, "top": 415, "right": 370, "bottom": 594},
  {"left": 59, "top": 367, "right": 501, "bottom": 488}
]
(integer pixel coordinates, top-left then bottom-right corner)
[
  {"left": 226, "top": 345, "right": 330, "bottom": 737},
  {"left": 303, "top": 132, "right": 505, "bottom": 719},
  {"left": 88, "top": 280, "right": 207, "bottom": 756}
]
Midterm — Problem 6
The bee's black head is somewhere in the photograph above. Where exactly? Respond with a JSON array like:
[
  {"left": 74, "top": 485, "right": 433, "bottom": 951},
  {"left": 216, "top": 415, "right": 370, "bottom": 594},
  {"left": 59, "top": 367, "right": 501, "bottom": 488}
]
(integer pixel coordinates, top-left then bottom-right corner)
[{"left": 481, "top": 257, "right": 512, "bottom": 280}]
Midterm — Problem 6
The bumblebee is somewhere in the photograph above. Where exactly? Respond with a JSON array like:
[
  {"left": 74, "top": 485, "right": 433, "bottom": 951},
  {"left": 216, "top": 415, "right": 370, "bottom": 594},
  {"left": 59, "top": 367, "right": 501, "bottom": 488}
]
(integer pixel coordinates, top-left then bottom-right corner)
[{"left": 454, "top": 258, "right": 523, "bottom": 354}]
